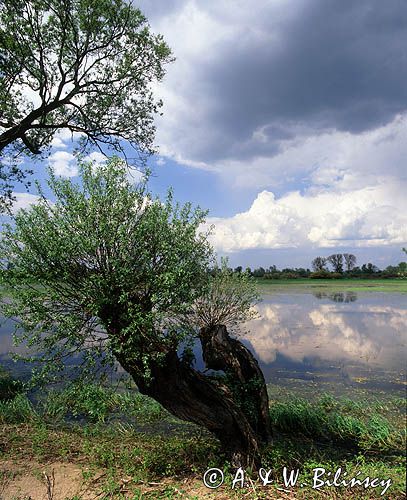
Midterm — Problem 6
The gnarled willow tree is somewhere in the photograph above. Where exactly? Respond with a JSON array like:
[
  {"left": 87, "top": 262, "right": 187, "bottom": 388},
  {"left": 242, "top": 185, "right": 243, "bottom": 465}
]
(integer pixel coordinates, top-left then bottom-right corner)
[{"left": 0, "top": 158, "right": 271, "bottom": 466}]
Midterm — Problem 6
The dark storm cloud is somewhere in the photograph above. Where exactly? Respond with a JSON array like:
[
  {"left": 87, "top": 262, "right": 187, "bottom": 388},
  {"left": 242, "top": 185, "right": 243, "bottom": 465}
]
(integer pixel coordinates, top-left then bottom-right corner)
[
  {"left": 201, "top": 0, "right": 407, "bottom": 160},
  {"left": 135, "top": 0, "right": 186, "bottom": 22},
  {"left": 144, "top": 0, "right": 407, "bottom": 163}
]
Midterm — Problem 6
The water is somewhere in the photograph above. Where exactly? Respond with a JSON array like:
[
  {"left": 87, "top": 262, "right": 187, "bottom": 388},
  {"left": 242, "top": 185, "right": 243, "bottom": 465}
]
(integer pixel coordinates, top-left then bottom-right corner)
[
  {"left": 1, "top": 292, "right": 406, "bottom": 399},
  {"left": 242, "top": 291, "right": 406, "bottom": 399}
]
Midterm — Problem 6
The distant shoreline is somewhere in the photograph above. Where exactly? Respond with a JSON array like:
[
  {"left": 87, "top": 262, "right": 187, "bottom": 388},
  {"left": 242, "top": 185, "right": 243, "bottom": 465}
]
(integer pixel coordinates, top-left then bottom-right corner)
[{"left": 254, "top": 277, "right": 407, "bottom": 293}]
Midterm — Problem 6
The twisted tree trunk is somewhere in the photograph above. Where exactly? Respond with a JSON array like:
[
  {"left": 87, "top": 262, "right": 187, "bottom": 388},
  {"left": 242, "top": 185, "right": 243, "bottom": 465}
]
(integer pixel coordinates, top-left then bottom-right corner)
[
  {"left": 112, "top": 323, "right": 272, "bottom": 468},
  {"left": 199, "top": 324, "right": 272, "bottom": 444}
]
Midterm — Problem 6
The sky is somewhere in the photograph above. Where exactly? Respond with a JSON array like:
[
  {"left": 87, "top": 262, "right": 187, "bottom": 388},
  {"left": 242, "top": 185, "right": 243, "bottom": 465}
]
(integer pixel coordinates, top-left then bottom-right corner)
[{"left": 11, "top": 0, "right": 407, "bottom": 269}]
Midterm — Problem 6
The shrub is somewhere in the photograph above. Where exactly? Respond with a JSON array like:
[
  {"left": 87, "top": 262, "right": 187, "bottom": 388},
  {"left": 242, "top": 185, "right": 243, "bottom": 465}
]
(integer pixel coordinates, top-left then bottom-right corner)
[
  {"left": 310, "top": 270, "right": 342, "bottom": 279},
  {"left": 0, "top": 367, "right": 24, "bottom": 401},
  {"left": 0, "top": 393, "right": 36, "bottom": 423}
]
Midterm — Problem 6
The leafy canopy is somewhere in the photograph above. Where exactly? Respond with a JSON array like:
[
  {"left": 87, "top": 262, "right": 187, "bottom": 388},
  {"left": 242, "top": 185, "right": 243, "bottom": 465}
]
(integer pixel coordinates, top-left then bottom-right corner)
[
  {"left": 0, "top": 157, "right": 213, "bottom": 383},
  {"left": 186, "top": 258, "right": 260, "bottom": 333},
  {"left": 0, "top": 0, "right": 172, "bottom": 208}
]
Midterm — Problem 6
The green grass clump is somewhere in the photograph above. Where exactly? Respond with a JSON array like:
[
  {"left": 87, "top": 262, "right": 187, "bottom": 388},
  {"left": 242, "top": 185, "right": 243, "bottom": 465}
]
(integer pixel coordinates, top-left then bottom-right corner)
[
  {"left": 0, "top": 366, "right": 24, "bottom": 401},
  {"left": 269, "top": 395, "right": 405, "bottom": 453},
  {"left": 0, "top": 392, "right": 37, "bottom": 424},
  {"left": 42, "top": 382, "right": 169, "bottom": 424},
  {"left": 44, "top": 383, "right": 122, "bottom": 422}
]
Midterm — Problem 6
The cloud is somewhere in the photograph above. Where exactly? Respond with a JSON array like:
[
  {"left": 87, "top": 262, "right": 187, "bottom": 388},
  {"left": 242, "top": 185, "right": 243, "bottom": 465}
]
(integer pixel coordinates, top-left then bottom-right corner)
[
  {"left": 50, "top": 137, "right": 67, "bottom": 149},
  {"left": 126, "top": 168, "right": 144, "bottom": 184},
  {"left": 213, "top": 113, "right": 407, "bottom": 190},
  {"left": 84, "top": 151, "right": 107, "bottom": 165},
  {"left": 141, "top": 0, "right": 407, "bottom": 169},
  {"left": 207, "top": 180, "right": 407, "bottom": 251},
  {"left": 9, "top": 192, "right": 41, "bottom": 213},
  {"left": 245, "top": 302, "right": 407, "bottom": 368},
  {"left": 48, "top": 151, "right": 78, "bottom": 177},
  {"left": 50, "top": 129, "right": 78, "bottom": 149}
]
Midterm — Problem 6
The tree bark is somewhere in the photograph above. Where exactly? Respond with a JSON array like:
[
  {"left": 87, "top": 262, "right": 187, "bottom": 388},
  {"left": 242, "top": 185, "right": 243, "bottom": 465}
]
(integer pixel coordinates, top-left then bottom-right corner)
[
  {"left": 115, "top": 348, "right": 265, "bottom": 468},
  {"left": 199, "top": 324, "right": 272, "bottom": 444},
  {"left": 0, "top": 93, "right": 76, "bottom": 154}
]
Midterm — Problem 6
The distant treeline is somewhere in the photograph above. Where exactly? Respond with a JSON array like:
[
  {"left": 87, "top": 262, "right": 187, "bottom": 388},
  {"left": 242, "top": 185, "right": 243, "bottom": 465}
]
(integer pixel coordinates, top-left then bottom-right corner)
[{"left": 230, "top": 253, "right": 407, "bottom": 279}]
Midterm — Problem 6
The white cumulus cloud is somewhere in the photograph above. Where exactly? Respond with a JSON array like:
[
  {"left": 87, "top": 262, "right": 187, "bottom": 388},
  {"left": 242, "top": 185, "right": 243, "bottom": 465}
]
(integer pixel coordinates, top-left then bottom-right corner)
[
  {"left": 9, "top": 192, "right": 41, "bottom": 213},
  {"left": 207, "top": 181, "right": 407, "bottom": 251},
  {"left": 48, "top": 151, "right": 78, "bottom": 177}
]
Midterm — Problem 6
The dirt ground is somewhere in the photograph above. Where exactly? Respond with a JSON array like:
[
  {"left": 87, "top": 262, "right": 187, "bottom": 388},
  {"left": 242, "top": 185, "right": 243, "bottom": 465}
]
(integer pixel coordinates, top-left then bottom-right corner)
[
  {"left": 0, "top": 459, "right": 271, "bottom": 500},
  {"left": 2, "top": 459, "right": 385, "bottom": 499},
  {"left": 1, "top": 460, "right": 94, "bottom": 500}
]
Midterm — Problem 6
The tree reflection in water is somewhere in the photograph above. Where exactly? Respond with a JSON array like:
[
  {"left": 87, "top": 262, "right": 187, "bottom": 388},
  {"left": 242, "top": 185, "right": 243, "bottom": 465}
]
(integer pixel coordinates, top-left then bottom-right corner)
[{"left": 313, "top": 291, "right": 357, "bottom": 303}]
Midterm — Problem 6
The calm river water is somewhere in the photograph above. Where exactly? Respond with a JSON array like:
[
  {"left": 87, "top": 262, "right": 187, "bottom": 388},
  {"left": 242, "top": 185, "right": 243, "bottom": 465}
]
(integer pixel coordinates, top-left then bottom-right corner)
[
  {"left": 1, "top": 291, "right": 406, "bottom": 399},
  {"left": 243, "top": 291, "right": 406, "bottom": 398}
]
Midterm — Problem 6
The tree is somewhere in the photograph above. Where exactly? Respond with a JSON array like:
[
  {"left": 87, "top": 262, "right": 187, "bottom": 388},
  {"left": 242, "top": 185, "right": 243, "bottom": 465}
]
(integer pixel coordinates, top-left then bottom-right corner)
[
  {"left": 327, "top": 254, "right": 344, "bottom": 273},
  {"left": 400, "top": 262, "right": 407, "bottom": 271},
  {"left": 0, "top": 0, "right": 172, "bottom": 206},
  {"left": 0, "top": 158, "right": 33, "bottom": 212},
  {"left": 312, "top": 256, "right": 327, "bottom": 272},
  {"left": 0, "top": 157, "right": 271, "bottom": 467},
  {"left": 253, "top": 266, "right": 266, "bottom": 277},
  {"left": 343, "top": 253, "right": 356, "bottom": 272},
  {"left": 361, "top": 262, "right": 379, "bottom": 274}
]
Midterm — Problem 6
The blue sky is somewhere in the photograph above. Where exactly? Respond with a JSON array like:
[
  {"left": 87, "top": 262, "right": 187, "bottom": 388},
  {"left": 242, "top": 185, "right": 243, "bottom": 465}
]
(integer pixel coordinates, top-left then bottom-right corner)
[{"left": 9, "top": 0, "right": 407, "bottom": 269}]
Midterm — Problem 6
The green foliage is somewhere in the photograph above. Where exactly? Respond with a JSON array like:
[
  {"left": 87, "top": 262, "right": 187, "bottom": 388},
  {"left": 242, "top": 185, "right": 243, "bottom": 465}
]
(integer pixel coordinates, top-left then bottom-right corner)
[
  {"left": 45, "top": 383, "right": 119, "bottom": 422},
  {"left": 186, "top": 257, "right": 260, "bottom": 332},
  {"left": 269, "top": 396, "right": 405, "bottom": 453},
  {"left": 0, "top": 158, "right": 33, "bottom": 212},
  {"left": 223, "top": 374, "right": 264, "bottom": 426},
  {"left": 382, "top": 261, "right": 407, "bottom": 278},
  {"left": 0, "top": 157, "right": 213, "bottom": 384},
  {"left": 0, "top": 366, "right": 24, "bottom": 400},
  {"left": 0, "top": 0, "right": 172, "bottom": 205},
  {"left": 43, "top": 382, "right": 167, "bottom": 424},
  {"left": 0, "top": 392, "right": 37, "bottom": 423}
]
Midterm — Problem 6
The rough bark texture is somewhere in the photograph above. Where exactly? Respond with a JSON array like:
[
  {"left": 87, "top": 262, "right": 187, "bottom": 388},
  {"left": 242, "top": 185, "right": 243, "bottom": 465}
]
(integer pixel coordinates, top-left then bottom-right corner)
[
  {"left": 199, "top": 324, "right": 272, "bottom": 444},
  {"left": 115, "top": 349, "right": 263, "bottom": 468},
  {"left": 104, "top": 307, "right": 271, "bottom": 467}
]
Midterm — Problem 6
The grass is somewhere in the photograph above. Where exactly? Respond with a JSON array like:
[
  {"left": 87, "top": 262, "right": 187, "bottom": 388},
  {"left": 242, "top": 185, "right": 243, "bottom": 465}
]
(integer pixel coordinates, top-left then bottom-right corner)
[
  {"left": 269, "top": 395, "right": 405, "bottom": 453},
  {"left": 2, "top": 278, "right": 406, "bottom": 299},
  {"left": 42, "top": 382, "right": 168, "bottom": 424},
  {"left": 0, "top": 383, "right": 405, "bottom": 498},
  {"left": 0, "top": 366, "right": 24, "bottom": 401},
  {"left": 254, "top": 277, "right": 407, "bottom": 293}
]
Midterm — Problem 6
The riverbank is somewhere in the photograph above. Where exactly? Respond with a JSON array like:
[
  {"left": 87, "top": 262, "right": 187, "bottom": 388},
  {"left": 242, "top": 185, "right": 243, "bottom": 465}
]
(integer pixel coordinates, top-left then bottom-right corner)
[
  {"left": 254, "top": 277, "right": 407, "bottom": 293},
  {"left": 0, "top": 382, "right": 405, "bottom": 499}
]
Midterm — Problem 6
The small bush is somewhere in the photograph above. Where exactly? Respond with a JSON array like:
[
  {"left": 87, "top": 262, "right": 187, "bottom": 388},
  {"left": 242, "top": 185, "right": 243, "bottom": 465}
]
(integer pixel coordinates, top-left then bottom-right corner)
[
  {"left": 44, "top": 383, "right": 121, "bottom": 422},
  {"left": 43, "top": 383, "right": 168, "bottom": 424},
  {"left": 0, "top": 393, "right": 37, "bottom": 423},
  {"left": 0, "top": 367, "right": 24, "bottom": 401},
  {"left": 310, "top": 271, "right": 342, "bottom": 279}
]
